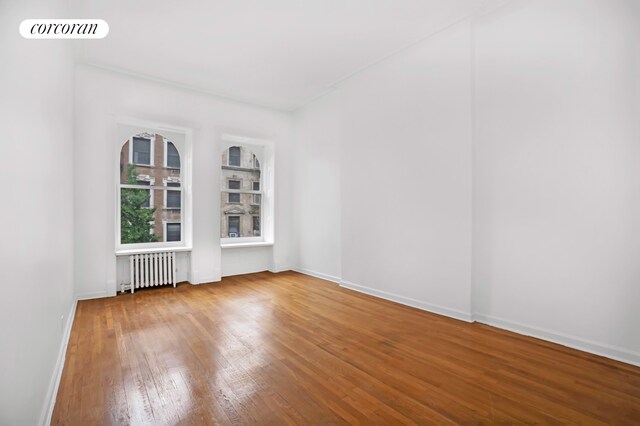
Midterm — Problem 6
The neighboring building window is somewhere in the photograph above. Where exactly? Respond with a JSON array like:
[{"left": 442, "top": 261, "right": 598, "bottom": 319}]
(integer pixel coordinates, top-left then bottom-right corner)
[
  {"left": 166, "top": 223, "right": 181, "bottom": 242},
  {"left": 166, "top": 182, "right": 181, "bottom": 209},
  {"left": 252, "top": 181, "right": 261, "bottom": 205},
  {"left": 228, "top": 146, "right": 241, "bottom": 166},
  {"left": 166, "top": 141, "right": 180, "bottom": 169},
  {"left": 119, "top": 132, "right": 184, "bottom": 246},
  {"left": 132, "top": 137, "right": 151, "bottom": 165},
  {"left": 253, "top": 215, "right": 260, "bottom": 237},
  {"left": 228, "top": 179, "right": 240, "bottom": 203},
  {"left": 228, "top": 216, "right": 240, "bottom": 237},
  {"left": 136, "top": 179, "right": 152, "bottom": 208}
]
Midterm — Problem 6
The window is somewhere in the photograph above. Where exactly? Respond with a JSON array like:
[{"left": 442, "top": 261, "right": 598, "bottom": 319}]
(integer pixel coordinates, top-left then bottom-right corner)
[
  {"left": 228, "top": 216, "right": 240, "bottom": 237},
  {"left": 220, "top": 138, "right": 272, "bottom": 246},
  {"left": 228, "top": 179, "right": 240, "bottom": 203},
  {"left": 166, "top": 182, "right": 181, "bottom": 209},
  {"left": 166, "top": 141, "right": 180, "bottom": 169},
  {"left": 136, "top": 179, "right": 152, "bottom": 208},
  {"left": 252, "top": 181, "right": 261, "bottom": 205},
  {"left": 118, "top": 130, "right": 187, "bottom": 248},
  {"left": 253, "top": 215, "right": 260, "bottom": 237},
  {"left": 228, "top": 146, "right": 241, "bottom": 167},
  {"left": 132, "top": 137, "right": 151, "bottom": 165},
  {"left": 165, "top": 223, "right": 181, "bottom": 242}
]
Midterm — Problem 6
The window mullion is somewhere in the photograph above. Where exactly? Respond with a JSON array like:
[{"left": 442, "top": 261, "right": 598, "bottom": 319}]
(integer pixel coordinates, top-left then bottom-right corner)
[
  {"left": 121, "top": 184, "right": 181, "bottom": 191},
  {"left": 221, "top": 189, "right": 261, "bottom": 194}
]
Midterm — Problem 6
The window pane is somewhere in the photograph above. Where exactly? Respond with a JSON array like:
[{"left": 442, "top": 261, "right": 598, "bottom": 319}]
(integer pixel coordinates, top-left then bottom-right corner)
[
  {"left": 166, "top": 223, "right": 181, "bottom": 242},
  {"left": 120, "top": 134, "right": 179, "bottom": 185},
  {"left": 132, "top": 137, "right": 151, "bottom": 165},
  {"left": 119, "top": 132, "right": 184, "bottom": 246},
  {"left": 167, "top": 190, "right": 181, "bottom": 208},
  {"left": 167, "top": 142, "right": 180, "bottom": 168},
  {"left": 229, "top": 146, "right": 241, "bottom": 166},
  {"left": 221, "top": 146, "right": 261, "bottom": 239}
]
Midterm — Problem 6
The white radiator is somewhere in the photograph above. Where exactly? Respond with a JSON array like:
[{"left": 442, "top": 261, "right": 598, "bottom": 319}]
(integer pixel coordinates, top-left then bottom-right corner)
[{"left": 129, "top": 252, "right": 176, "bottom": 293}]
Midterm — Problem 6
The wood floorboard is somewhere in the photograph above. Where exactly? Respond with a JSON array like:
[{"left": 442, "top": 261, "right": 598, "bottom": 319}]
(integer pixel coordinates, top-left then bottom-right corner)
[{"left": 52, "top": 271, "right": 640, "bottom": 425}]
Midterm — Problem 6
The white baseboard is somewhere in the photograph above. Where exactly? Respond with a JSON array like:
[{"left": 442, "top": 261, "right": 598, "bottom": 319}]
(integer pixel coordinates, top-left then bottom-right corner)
[
  {"left": 340, "top": 279, "right": 473, "bottom": 323},
  {"left": 190, "top": 275, "right": 220, "bottom": 284},
  {"left": 292, "top": 267, "right": 341, "bottom": 284},
  {"left": 222, "top": 268, "right": 270, "bottom": 278},
  {"left": 75, "top": 290, "right": 109, "bottom": 300},
  {"left": 270, "top": 264, "right": 292, "bottom": 274},
  {"left": 473, "top": 313, "right": 640, "bottom": 367},
  {"left": 39, "top": 299, "right": 78, "bottom": 426}
]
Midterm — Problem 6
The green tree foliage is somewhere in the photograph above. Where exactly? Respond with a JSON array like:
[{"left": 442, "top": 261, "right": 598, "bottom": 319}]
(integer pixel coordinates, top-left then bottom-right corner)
[{"left": 121, "top": 164, "right": 158, "bottom": 244}]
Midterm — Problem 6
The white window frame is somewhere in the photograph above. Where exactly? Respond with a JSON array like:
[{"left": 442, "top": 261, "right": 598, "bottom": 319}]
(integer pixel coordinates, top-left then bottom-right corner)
[
  {"left": 220, "top": 134, "right": 274, "bottom": 247},
  {"left": 129, "top": 135, "right": 155, "bottom": 167},
  {"left": 115, "top": 118, "right": 192, "bottom": 254}
]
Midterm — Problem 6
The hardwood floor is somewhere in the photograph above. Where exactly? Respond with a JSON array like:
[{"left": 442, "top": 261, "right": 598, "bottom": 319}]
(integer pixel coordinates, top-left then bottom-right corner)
[{"left": 53, "top": 271, "right": 640, "bottom": 425}]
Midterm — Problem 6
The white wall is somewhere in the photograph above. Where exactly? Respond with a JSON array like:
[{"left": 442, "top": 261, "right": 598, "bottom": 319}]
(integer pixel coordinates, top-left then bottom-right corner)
[
  {"left": 0, "top": 0, "right": 75, "bottom": 423},
  {"left": 293, "top": 21, "right": 474, "bottom": 320},
  {"left": 292, "top": 91, "right": 342, "bottom": 282},
  {"left": 74, "top": 65, "right": 293, "bottom": 298},
  {"left": 340, "top": 20, "right": 473, "bottom": 320},
  {"left": 473, "top": 0, "right": 640, "bottom": 360},
  {"left": 221, "top": 246, "right": 273, "bottom": 277}
]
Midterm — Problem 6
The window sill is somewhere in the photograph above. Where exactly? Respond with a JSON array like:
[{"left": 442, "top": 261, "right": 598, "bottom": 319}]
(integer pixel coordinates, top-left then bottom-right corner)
[
  {"left": 221, "top": 242, "right": 273, "bottom": 249},
  {"left": 116, "top": 246, "right": 192, "bottom": 256}
]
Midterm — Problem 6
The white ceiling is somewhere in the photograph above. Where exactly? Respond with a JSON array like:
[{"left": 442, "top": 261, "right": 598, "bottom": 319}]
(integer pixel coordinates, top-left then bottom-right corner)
[{"left": 76, "top": 0, "right": 503, "bottom": 111}]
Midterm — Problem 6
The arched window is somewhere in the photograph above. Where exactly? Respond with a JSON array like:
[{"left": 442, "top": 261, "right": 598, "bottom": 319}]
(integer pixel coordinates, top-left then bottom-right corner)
[
  {"left": 118, "top": 132, "right": 184, "bottom": 247},
  {"left": 166, "top": 141, "right": 180, "bottom": 169},
  {"left": 220, "top": 138, "right": 273, "bottom": 246}
]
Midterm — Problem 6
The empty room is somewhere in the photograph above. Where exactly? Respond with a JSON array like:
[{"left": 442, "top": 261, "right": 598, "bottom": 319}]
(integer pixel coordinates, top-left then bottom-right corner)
[{"left": 2, "top": 0, "right": 640, "bottom": 424}]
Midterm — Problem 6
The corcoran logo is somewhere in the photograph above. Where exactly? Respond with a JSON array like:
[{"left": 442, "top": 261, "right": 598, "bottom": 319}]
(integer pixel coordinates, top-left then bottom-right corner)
[{"left": 19, "top": 19, "right": 109, "bottom": 39}]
